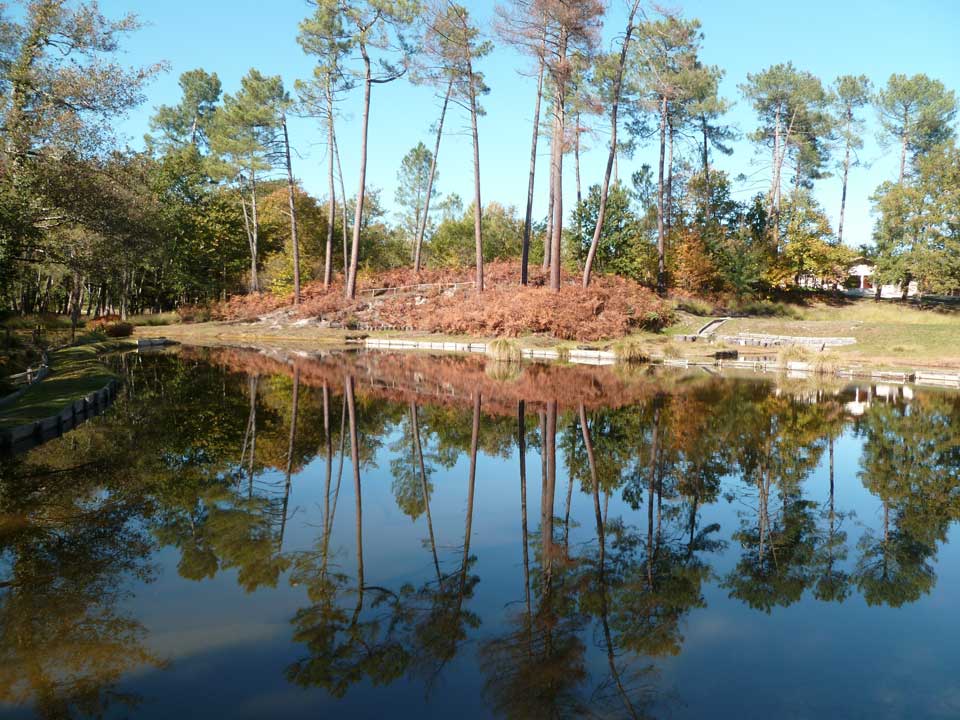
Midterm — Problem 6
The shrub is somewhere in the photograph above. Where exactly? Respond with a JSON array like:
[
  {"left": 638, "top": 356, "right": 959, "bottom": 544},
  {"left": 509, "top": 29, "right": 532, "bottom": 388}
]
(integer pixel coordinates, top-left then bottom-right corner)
[
  {"left": 485, "top": 360, "right": 523, "bottom": 381},
  {"left": 215, "top": 261, "right": 675, "bottom": 342},
  {"left": 87, "top": 314, "right": 122, "bottom": 330},
  {"left": 733, "top": 299, "right": 801, "bottom": 319},
  {"left": 776, "top": 345, "right": 841, "bottom": 374},
  {"left": 102, "top": 322, "right": 134, "bottom": 338},
  {"left": 674, "top": 297, "right": 716, "bottom": 316},
  {"left": 554, "top": 342, "right": 575, "bottom": 362},
  {"left": 129, "top": 312, "right": 179, "bottom": 327},
  {"left": 177, "top": 305, "right": 213, "bottom": 323},
  {"left": 486, "top": 338, "right": 522, "bottom": 362},
  {"left": 612, "top": 337, "right": 652, "bottom": 363}
]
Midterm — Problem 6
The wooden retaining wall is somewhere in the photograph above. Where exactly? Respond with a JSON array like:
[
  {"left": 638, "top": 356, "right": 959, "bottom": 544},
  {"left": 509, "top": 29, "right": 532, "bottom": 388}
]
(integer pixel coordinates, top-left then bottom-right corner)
[{"left": 0, "top": 378, "right": 119, "bottom": 453}]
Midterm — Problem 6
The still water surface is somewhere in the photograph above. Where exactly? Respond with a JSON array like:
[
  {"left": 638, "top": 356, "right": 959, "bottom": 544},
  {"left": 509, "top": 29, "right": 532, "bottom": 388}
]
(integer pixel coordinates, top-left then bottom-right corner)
[{"left": 2, "top": 347, "right": 960, "bottom": 719}]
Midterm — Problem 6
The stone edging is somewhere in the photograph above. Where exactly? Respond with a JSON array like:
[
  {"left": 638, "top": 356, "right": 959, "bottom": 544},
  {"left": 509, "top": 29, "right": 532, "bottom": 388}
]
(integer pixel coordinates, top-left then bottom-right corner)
[{"left": 361, "top": 338, "right": 960, "bottom": 389}]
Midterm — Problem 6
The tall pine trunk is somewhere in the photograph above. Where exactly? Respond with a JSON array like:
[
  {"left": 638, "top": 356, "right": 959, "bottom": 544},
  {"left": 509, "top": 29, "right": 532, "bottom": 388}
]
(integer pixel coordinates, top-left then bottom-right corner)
[
  {"left": 898, "top": 108, "right": 909, "bottom": 184},
  {"left": 346, "top": 46, "right": 372, "bottom": 300},
  {"left": 582, "top": 0, "right": 641, "bottom": 287},
  {"left": 838, "top": 109, "right": 852, "bottom": 245},
  {"left": 334, "top": 133, "right": 349, "bottom": 278},
  {"left": 701, "top": 115, "right": 711, "bottom": 221},
  {"left": 543, "top": 161, "right": 555, "bottom": 271},
  {"left": 656, "top": 96, "right": 668, "bottom": 296},
  {"left": 415, "top": 80, "right": 451, "bottom": 273},
  {"left": 521, "top": 54, "right": 545, "bottom": 286},
  {"left": 549, "top": 36, "right": 566, "bottom": 294},
  {"left": 574, "top": 111, "right": 582, "bottom": 218},
  {"left": 468, "top": 61, "right": 484, "bottom": 293},
  {"left": 324, "top": 80, "right": 335, "bottom": 287},
  {"left": 239, "top": 170, "right": 261, "bottom": 293},
  {"left": 666, "top": 118, "right": 675, "bottom": 235},
  {"left": 282, "top": 114, "right": 301, "bottom": 304}
]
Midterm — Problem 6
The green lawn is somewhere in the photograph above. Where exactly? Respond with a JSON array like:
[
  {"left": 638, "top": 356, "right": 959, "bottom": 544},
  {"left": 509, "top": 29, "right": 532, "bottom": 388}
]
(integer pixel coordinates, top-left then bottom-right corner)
[
  {"left": 0, "top": 341, "right": 127, "bottom": 430},
  {"left": 711, "top": 299, "right": 960, "bottom": 368}
]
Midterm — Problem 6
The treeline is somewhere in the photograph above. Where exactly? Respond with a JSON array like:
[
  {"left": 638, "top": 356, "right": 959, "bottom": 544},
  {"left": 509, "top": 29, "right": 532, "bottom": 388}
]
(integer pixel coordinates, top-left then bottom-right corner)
[{"left": 0, "top": 0, "right": 957, "bottom": 323}]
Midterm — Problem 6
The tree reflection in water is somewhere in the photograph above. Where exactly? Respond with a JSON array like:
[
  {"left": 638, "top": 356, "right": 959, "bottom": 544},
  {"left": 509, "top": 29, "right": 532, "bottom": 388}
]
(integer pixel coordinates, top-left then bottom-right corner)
[{"left": 3, "top": 347, "right": 960, "bottom": 716}]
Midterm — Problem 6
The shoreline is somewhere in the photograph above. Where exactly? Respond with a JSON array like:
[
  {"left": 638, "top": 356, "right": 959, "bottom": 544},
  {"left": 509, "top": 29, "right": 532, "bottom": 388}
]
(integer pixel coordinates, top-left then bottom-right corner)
[
  {"left": 0, "top": 340, "right": 132, "bottom": 452},
  {"left": 136, "top": 323, "right": 960, "bottom": 390}
]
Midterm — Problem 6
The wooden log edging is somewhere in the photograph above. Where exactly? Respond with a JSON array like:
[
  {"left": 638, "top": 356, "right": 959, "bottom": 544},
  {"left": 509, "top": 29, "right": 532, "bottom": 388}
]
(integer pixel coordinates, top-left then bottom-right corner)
[{"left": 0, "top": 377, "right": 120, "bottom": 454}]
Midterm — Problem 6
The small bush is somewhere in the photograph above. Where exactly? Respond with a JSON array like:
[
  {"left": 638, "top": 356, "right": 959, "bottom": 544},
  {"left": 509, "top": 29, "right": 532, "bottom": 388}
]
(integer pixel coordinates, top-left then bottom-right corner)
[
  {"left": 486, "top": 338, "right": 522, "bottom": 362},
  {"left": 662, "top": 343, "right": 683, "bottom": 359},
  {"left": 130, "top": 312, "right": 179, "bottom": 327},
  {"left": 86, "top": 314, "right": 122, "bottom": 330},
  {"left": 553, "top": 343, "right": 577, "bottom": 362},
  {"left": 102, "top": 322, "right": 134, "bottom": 338},
  {"left": 485, "top": 360, "right": 523, "bottom": 381},
  {"left": 776, "top": 345, "right": 841, "bottom": 374},
  {"left": 674, "top": 297, "right": 716, "bottom": 317},
  {"left": 734, "top": 300, "right": 802, "bottom": 319},
  {"left": 612, "top": 337, "right": 652, "bottom": 364},
  {"left": 177, "top": 305, "right": 213, "bottom": 323}
]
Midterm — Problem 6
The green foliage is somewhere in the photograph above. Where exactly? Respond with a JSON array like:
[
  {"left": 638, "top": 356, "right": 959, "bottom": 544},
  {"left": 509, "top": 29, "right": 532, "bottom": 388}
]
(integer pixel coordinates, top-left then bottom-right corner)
[
  {"left": 260, "top": 186, "right": 335, "bottom": 292},
  {"left": 777, "top": 190, "right": 855, "bottom": 286},
  {"left": 831, "top": 74, "right": 872, "bottom": 162},
  {"left": 569, "top": 182, "right": 656, "bottom": 284},
  {"left": 427, "top": 203, "right": 523, "bottom": 268},
  {"left": 872, "top": 140, "right": 960, "bottom": 295},
  {"left": 102, "top": 322, "right": 134, "bottom": 338},
  {"left": 395, "top": 142, "right": 438, "bottom": 241},
  {"left": 875, "top": 74, "right": 957, "bottom": 175},
  {"left": 147, "top": 69, "right": 222, "bottom": 151}
]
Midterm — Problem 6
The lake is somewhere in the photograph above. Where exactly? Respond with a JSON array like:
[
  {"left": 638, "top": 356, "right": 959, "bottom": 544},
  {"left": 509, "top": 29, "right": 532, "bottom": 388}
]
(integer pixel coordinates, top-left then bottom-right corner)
[{"left": 2, "top": 346, "right": 959, "bottom": 719}]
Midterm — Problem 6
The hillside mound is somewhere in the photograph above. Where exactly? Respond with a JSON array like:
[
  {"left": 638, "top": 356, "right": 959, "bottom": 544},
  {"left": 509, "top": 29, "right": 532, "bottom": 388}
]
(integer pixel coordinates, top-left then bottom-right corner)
[{"left": 209, "top": 262, "right": 672, "bottom": 342}]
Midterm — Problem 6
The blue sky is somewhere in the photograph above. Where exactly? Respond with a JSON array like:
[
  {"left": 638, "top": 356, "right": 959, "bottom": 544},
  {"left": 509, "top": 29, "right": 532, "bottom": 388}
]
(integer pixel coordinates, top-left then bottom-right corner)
[{"left": 103, "top": 0, "right": 959, "bottom": 247}]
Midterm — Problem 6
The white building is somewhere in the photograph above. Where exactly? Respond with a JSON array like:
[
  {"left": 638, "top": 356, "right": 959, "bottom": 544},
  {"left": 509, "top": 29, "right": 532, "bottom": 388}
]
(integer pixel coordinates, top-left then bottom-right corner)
[{"left": 846, "top": 261, "right": 919, "bottom": 298}]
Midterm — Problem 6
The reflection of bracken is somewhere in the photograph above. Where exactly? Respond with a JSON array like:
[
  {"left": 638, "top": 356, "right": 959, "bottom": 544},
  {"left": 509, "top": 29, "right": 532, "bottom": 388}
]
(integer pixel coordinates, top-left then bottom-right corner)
[{"left": 188, "top": 344, "right": 713, "bottom": 417}]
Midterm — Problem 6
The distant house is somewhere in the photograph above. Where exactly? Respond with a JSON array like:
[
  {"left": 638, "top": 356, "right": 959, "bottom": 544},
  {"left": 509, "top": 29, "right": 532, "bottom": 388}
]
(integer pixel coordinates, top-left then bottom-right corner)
[{"left": 846, "top": 258, "right": 919, "bottom": 298}]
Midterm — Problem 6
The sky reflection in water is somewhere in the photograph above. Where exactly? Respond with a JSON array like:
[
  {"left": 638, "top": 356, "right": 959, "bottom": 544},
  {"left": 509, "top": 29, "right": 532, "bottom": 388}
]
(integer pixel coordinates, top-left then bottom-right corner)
[{"left": 2, "top": 347, "right": 960, "bottom": 719}]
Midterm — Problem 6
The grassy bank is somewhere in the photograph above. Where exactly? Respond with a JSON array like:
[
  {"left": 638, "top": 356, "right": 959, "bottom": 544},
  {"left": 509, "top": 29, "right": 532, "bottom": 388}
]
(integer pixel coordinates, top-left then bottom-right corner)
[
  {"left": 135, "top": 295, "right": 960, "bottom": 373},
  {"left": 0, "top": 341, "right": 129, "bottom": 430},
  {"left": 719, "top": 299, "right": 960, "bottom": 368}
]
